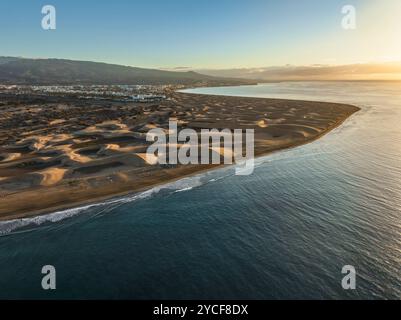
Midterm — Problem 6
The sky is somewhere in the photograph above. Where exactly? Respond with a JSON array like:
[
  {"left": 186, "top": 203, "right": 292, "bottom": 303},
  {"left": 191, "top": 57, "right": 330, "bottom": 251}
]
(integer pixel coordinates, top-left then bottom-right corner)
[{"left": 0, "top": 0, "right": 400, "bottom": 69}]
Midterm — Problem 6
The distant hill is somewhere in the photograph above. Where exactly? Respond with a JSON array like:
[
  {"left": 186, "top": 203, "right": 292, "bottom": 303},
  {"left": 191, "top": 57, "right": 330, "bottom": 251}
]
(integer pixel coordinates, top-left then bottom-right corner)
[
  {"left": 0, "top": 57, "right": 252, "bottom": 85},
  {"left": 197, "top": 63, "right": 401, "bottom": 81}
]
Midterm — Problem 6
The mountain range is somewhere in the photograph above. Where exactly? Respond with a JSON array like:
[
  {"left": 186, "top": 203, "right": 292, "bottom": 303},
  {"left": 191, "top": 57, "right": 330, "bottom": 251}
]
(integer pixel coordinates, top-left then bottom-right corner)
[{"left": 0, "top": 57, "right": 252, "bottom": 86}]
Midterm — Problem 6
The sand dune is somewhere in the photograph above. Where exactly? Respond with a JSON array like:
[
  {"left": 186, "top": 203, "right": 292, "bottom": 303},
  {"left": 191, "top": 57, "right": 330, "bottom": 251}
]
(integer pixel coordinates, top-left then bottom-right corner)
[
  {"left": 0, "top": 153, "right": 21, "bottom": 162},
  {"left": 0, "top": 91, "right": 359, "bottom": 220},
  {"left": 39, "top": 168, "right": 68, "bottom": 186}
]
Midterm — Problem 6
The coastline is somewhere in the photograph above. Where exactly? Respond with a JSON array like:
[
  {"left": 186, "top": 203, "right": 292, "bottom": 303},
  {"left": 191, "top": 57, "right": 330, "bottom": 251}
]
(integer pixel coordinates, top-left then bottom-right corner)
[{"left": 0, "top": 90, "right": 360, "bottom": 222}]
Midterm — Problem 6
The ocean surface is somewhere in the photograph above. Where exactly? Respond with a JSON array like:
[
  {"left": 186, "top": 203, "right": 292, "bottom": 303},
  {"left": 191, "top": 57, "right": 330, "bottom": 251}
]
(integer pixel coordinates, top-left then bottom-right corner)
[{"left": 1, "top": 81, "right": 400, "bottom": 299}]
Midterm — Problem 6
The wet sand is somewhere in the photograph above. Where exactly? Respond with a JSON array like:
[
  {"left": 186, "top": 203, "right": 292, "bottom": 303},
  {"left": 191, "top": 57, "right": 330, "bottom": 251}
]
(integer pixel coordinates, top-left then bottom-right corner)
[{"left": 0, "top": 92, "right": 359, "bottom": 220}]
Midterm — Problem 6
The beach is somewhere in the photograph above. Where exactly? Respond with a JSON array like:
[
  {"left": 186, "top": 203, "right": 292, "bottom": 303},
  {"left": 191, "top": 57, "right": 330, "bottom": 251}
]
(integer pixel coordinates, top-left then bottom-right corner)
[{"left": 0, "top": 91, "right": 359, "bottom": 220}]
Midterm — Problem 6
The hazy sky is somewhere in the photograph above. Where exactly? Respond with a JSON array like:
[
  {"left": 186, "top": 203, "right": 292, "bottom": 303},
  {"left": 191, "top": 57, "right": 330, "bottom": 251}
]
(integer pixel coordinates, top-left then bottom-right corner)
[{"left": 1, "top": 0, "right": 400, "bottom": 69}]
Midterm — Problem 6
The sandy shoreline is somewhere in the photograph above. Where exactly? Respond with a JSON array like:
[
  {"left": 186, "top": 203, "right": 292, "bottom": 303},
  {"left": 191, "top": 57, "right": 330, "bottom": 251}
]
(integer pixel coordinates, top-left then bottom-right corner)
[{"left": 0, "top": 91, "right": 360, "bottom": 221}]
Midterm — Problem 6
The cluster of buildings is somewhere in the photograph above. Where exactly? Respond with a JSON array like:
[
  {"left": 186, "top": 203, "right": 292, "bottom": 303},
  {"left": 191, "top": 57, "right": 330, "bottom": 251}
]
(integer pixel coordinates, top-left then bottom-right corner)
[
  {"left": 0, "top": 84, "right": 170, "bottom": 103},
  {"left": 132, "top": 94, "right": 166, "bottom": 102},
  {"left": 0, "top": 85, "right": 18, "bottom": 90}
]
